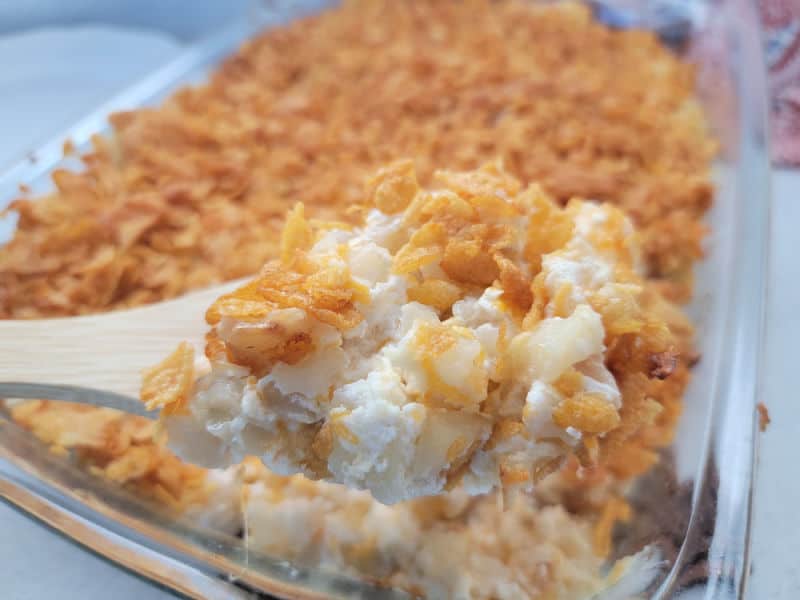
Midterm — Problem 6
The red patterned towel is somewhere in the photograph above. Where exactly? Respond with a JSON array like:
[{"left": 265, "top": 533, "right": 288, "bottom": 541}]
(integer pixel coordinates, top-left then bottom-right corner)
[{"left": 762, "top": 0, "right": 800, "bottom": 166}]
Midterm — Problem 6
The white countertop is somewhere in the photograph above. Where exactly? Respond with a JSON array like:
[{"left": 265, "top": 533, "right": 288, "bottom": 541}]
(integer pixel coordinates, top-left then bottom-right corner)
[
  {"left": 0, "top": 26, "right": 183, "bottom": 600},
  {"left": 0, "top": 23, "right": 797, "bottom": 600},
  {"left": 748, "top": 168, "right": 799, "bottom": 600}
]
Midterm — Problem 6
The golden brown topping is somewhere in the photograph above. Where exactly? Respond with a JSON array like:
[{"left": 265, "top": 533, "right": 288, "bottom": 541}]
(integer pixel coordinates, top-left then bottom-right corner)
[
  {"left": 367, "top": 160, "right": 419, "bottom": 215},
  {"left": 589, "top": 284, "right": 644, "bottom": 336},
  {"left": 0, "top": 0, "right": 712, "bottom": 326},
  {"left": 207, "top": 257, "right": 366, "bottom": 336},
  {"left": 552, "top": 368, "right": 584, "bottom": 398},
  {"left": 257, "top": 260, "right": 366, "bottom": 330},
  {"left": 523, "top": 190, "right": 575, "bottom": 273},
  {"left": 205, "top": 279, "right": 276, "bottom": 326},
  {"left": 440, "top": 233, "right": 500, "bottom": 286},
  {"left": 494, "top": 253, "right": 533, "bottom": 312},
  {"left": 393, "top": 162, "right": 539, "bottom": 296},
  {"left": 434, "top": 162, "right": 521, "bottom": 200},
  {"left": 280, "top": 203, "right": 313, "bottom": 265},
  {"left": 204, "top": 329, "right": 227, "bottom": 361},
  {"left": 552, "top": 393, "right": 622, "bottom": 434},
  {"left": 393, "top": 222, "right": 448, "bottom": 274},
  {"left": 140, "top": 342, "right": 195, "bottom": 415},
  {"left": 522, "top": 272, "right": 549, "bottom": 330},
  {"left": 407, "top": 279, "right": 463, "bottom": 313}
]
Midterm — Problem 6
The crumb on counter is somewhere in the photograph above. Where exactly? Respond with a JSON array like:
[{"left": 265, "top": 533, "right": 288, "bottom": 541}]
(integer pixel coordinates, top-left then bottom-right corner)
[{"left": 757, "top": 402, "right": 770, "bottom": 432}]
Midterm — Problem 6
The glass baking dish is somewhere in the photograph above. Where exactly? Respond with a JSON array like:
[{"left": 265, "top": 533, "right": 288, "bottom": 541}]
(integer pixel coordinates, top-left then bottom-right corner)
[{"left": 0, "top": 0, "right": 770, "bottom": 598}]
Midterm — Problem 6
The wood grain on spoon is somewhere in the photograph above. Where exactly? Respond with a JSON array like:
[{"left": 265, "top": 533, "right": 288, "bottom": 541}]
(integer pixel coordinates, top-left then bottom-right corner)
[{"left": 0, "top": 278, "right": 248, "bottom": 400}]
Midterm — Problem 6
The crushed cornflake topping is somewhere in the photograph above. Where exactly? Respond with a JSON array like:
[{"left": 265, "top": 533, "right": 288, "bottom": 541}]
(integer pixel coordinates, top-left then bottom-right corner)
[
  {"left": 141, "top": 342, "right": 195, "bottom": 414},
  {"left": 0, "top": 1, "right": 713, "bottom": 321},
  {"left": 8, "top": 400, "right": 213, "bottom": 511},
  {"left": 155, "top": 161, "right": 689, "bottom": 504}
]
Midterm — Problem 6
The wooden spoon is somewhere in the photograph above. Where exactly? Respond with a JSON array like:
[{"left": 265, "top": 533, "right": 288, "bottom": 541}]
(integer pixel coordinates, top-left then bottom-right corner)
[{"left": 0, "top": 278, "right": 248, "bottom": 416}]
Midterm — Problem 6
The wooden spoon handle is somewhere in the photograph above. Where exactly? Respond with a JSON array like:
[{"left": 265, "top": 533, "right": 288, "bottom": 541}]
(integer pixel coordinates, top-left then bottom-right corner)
[{"left": 0, "top": 278, "right": 247, "bottom": 401}]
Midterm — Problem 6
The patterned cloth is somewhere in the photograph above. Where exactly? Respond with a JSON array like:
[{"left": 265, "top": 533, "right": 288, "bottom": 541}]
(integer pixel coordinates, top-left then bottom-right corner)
[
  {"left": 761, "top": 0, "right": 800, "bottom": 166},
  {"left": 591, "top": 0, "right": 800, "bottom": 166}
]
